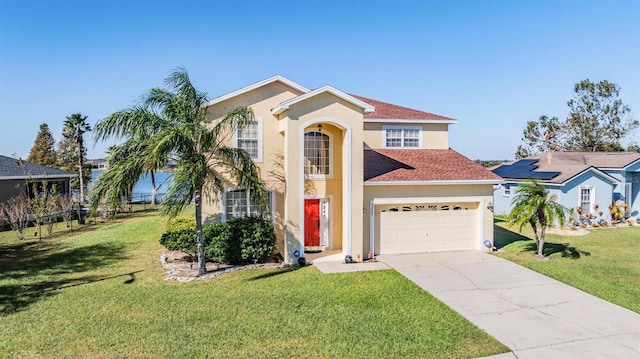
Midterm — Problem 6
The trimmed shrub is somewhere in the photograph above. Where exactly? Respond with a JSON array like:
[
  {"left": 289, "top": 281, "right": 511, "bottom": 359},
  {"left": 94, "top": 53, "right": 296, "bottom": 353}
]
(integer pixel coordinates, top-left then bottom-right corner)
[
  {"left": 160, "top": 216, "right": 276, "bottom": 265},
  {"left": 166, "top": 216, "right": 196, "bottom": 232},
  {"left": 159, "top": 228, "right": 197, "bottom": 254},
  {"left": 205, "top": 216, "right": 276, "bottom": 265}
]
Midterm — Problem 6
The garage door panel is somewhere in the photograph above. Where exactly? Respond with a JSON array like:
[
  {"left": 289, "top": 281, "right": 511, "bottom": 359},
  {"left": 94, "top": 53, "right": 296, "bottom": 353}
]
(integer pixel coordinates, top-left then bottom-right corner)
[{"left": 379, "top": 203, "right": 478, "bottom": 255}]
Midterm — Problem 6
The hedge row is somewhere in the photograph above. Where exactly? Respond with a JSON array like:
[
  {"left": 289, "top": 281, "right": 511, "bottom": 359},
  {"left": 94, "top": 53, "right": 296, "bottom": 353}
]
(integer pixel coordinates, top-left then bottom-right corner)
[{"left": 159, "top": 216, "right": 276, "bottom": 265}]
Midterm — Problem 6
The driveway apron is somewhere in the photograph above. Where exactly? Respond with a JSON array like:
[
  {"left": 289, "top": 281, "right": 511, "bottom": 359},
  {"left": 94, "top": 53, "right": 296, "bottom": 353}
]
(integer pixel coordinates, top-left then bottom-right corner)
[{"left": 379, "top": 251, "right": 640, "bottom": 359}]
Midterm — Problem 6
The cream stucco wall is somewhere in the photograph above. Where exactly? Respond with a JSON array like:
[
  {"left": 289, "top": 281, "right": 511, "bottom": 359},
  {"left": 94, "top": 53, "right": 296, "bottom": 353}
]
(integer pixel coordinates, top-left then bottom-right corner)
[
  {"left": 363, "top": 122, "right": 449, "bottom": 150},
  {"left": 202, "top": 81, "right": 303, "bottom": 255},
  {"left": 363, "top": 184, "right": 495, "bottom": 255},
  {"left": 280, "top": 92, "right": 365, "bottom": 263}
]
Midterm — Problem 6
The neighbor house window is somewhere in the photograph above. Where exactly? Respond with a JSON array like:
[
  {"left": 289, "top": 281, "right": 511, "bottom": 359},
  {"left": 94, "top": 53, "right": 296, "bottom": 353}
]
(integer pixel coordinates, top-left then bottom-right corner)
[
  {"left": 579, "top": 186, "right": 594, "bottom": 215},
  {"left": 304, "top": 131, "right": 331, "bottom": 176},
  {"left": 234, "top": 116, "right": 263, "bottom": 162},
  {"left": 383, "top": 126, "right": 421, "bottom": 148},
  {"left": 503, "top": 185, "right": 511, "bottom": 197},
  {"left": 224, "top": 188, "right": 274, "bottom": 220}
]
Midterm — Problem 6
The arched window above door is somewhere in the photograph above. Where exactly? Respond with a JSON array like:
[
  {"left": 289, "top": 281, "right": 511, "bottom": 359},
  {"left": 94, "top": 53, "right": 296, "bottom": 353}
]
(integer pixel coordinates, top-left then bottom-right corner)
[{"left": 304, "top": 131, "right": 331, "bottom": 177}]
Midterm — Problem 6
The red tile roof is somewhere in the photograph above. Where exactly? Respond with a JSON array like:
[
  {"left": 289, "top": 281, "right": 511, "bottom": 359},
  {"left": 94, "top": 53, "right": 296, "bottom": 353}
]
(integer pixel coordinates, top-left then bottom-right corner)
[
  {"left": 364, "top": 149, "right": 502, "bottom": 182},
  {"left": 351, "top": 94, "right": 455, "bottom": 121}
]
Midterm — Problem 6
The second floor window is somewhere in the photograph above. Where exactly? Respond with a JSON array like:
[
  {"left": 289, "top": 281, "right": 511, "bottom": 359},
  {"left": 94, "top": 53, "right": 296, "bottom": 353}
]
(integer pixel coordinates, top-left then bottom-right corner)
[
  {"left": 234, "top": 117, "right": 262, "bottom": 162},
  {"left": 384, "top": 126, "right": 420, "bottom": 148},
  {"left": 304, "top": 131, "right": 331, "bottom": 176}
]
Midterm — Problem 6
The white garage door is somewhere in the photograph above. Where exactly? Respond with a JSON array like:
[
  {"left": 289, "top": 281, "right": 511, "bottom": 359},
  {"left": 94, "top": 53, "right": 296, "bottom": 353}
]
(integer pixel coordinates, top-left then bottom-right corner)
[{"left": 379, "top": 204, "right": 478, "bottom": 254}]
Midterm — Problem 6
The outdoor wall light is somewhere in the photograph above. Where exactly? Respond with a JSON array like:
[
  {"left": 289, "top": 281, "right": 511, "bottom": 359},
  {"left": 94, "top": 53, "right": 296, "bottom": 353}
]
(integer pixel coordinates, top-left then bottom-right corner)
[
  {"left": 317, "top": 123, "right": 323, "bottom": 132},
  {"left": 487, "top": 202, "right": 494, "bottom": 212}
]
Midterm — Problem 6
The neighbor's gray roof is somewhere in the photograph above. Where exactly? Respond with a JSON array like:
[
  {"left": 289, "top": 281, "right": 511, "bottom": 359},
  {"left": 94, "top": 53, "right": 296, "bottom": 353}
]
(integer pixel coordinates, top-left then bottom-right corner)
[
  {"left": 494, "top": 152, "right": 640, "bottom": 185},
  {"left": 530, "top": 152, "right": 640, "bottom": 169},
  {"left": 0, "top": 155, "right": 77, "bottom": 179}
]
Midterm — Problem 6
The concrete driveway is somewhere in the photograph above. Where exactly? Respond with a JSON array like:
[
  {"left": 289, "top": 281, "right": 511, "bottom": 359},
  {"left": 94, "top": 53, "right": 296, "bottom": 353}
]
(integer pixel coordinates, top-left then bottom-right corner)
[{"left": 378, "top": 251, "right": 640, "bottom": 359}]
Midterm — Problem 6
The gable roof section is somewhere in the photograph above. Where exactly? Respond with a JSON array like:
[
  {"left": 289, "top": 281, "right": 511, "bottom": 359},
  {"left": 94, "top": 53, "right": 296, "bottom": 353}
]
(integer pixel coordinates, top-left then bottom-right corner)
[
  {"left": 204, "top": 75, "right": 310, "bottom": 107},
  {"left": 364, "top": 149, "right": 502, "bottom": 184},
  {"left": 205, "top": 75, "right": 457, "bottom": 123},
  {"left": 0, "top": 155, "right": 77, "bottom": 180},
  {"left": 272, "top": 86, "right": 375, "bottom": 115},
  {"left": 351, "top": 94, "right": 457, "bottom": 123}
]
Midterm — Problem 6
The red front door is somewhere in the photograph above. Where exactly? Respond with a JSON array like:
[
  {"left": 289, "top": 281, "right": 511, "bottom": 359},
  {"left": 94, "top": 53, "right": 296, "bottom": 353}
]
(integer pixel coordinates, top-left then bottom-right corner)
[{"left": 304, "top": 199, "right": 321, "bottom": 246}]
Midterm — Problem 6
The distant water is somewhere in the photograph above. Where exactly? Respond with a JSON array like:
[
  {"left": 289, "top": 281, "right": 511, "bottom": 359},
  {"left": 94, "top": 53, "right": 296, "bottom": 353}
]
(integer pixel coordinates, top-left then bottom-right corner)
[{"left": 91, "top": 171, "right": 172, "bottom": 201}]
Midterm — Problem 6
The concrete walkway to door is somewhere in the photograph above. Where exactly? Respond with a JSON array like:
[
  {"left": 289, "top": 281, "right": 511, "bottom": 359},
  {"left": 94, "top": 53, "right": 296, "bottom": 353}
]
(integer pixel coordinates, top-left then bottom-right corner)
[{"left": 378, "top": 251, "right": 640, "bottom": 359}]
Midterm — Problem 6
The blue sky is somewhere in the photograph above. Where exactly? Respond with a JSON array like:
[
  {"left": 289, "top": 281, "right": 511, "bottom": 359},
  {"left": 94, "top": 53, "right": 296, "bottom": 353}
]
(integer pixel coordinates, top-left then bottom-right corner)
[{"left": 1, "top": 0, "right": 638, "bottom": 160}]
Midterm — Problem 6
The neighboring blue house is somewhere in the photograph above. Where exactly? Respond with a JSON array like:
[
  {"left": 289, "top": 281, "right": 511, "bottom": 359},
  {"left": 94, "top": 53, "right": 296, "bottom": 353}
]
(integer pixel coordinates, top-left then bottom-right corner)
[{"left": 492, "top": 152, "right": 640, "bottom": 221}]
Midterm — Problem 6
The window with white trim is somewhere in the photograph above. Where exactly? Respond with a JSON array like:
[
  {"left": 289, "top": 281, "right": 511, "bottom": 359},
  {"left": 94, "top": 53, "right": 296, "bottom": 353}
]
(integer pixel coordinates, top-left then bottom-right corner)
[
  {"left": 503, "top": 185, "right": 511, "bottom": 197},
  {"left": 383, "top": 126, "right": 421, "bottom": 148},
  {"left": 224, "top": 188, "right": 274, "bottom": 220},
  {"left": 579, "top": 186, "right": 594, "bottom": 215},
  {"left": 304, "top": 131, "right": 331, "bottom": 176},
  {"left": 234, "top": 116, "right": 262, "bottom": 162}
]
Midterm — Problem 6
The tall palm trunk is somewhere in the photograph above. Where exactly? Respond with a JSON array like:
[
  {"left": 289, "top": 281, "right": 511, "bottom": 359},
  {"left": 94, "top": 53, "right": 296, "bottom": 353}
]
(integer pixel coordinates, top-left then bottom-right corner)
[
  {"left": 537, "top": 214, "right": 547, "bottom": 256},
  {"left": 76, "top": 137, "right": 85, "bottom": 203},
  {"left": 538, "top": 225, "right": 547, "bottom": 256},
  {"left": 150, "top": 170, "right": 157, "bottom": 206},
  {"left": 529, "top": 218, "right": 539, "bottom": 248},
  {"left": 195, "top": 189, "right": 206, "bottom": 275}
]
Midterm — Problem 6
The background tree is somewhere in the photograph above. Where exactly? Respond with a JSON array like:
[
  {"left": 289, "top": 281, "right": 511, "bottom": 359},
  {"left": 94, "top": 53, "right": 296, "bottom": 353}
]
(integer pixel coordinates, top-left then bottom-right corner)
[
  {"left": 564, "top": 80, "right": 637, "bottom": 151},
  {"left": 56, "top": 134, "right": 91, "bottom": 196},
  {"left": 515, "top": 79, "right": 638, "bottom": 158},
  {"left": 27, "top": 123, "right": 57, "bottom": 166},
  {"left": 507, "top": 179, "right": 568, "bottom": 256},
  {"left": 515, "top": 116, "right": 563, "bottom": 159},
  {"left": 61, "top": 113, "right": 92, "bottom": 202},
  {"left": 92, "top": 68, "right": 268, "bottom": 275}
]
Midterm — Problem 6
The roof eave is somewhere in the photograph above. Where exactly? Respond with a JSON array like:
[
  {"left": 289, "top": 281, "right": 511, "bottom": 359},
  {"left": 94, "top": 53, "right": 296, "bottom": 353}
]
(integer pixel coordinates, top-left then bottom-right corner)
[
  {"left": 0, "top": 174, "right": 78, "bottom": 180},
  {"left": 364, "top": 179, "right": 503, "bottom": 186},
  {"left": 364, "top": 118, "right": 457, "bottom": 124}
]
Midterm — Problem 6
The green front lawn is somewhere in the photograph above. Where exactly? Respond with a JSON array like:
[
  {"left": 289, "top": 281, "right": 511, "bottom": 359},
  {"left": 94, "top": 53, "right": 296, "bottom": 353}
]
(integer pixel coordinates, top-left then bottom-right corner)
[
  {"left": 0, "top": 213, "right": 507, "bottom": 358},
  {"left": 494, "top": 219, "right": 640, "bottom": 314}
]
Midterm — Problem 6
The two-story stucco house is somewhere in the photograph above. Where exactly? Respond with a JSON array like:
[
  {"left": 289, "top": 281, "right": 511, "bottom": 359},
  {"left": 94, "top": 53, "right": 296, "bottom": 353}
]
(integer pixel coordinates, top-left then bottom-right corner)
[{"left": 202, "top": 76, "right": 502, "bottom": 264}]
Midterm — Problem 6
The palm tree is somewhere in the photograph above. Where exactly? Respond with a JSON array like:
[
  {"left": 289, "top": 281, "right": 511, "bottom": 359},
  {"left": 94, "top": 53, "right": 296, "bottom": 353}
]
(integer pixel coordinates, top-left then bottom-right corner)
[
  {"left": 507, "top": 179, "right": 568, "bottom": 256},
  {"left": 63, "top": 113, "right": 91, "bottom": 203},
  {"left": 92, "top": 67, "right": 267, "bottom": 275}
]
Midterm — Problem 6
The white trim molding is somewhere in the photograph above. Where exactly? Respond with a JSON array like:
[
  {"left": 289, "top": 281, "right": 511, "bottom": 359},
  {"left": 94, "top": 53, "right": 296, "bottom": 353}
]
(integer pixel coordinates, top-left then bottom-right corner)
[
  {"left": 365, "top": 118, "right": 457, "bottom": 124},
  {"left": 365, "top": 179, "right": 503, "bottom": 186},
  {"left": 205, "top": 75, "right": 309, "bottom": 107},
  {"left": 273, "top": 86, "right": 375, "bottom": 115}
]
